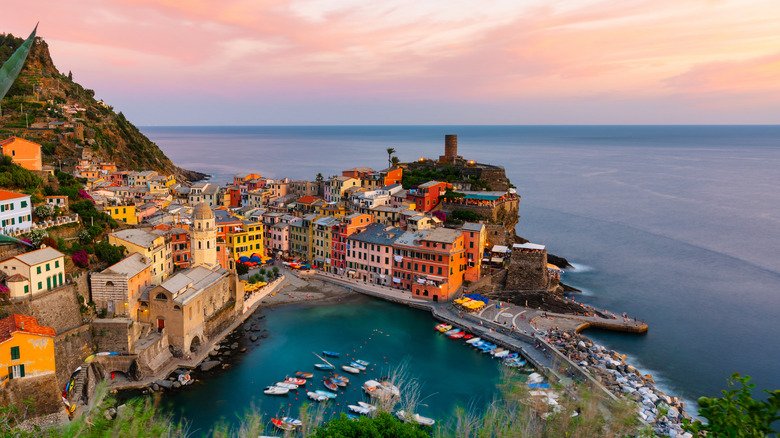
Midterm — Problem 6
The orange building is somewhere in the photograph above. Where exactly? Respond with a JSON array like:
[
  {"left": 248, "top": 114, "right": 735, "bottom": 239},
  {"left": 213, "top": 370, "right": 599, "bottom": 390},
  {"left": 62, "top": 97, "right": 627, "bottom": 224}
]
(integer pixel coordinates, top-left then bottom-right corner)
[
  {"left": 0, "top": 314, "right": 56, "bottom": 383},
  {"left": 332, "top": 212, "right": 374, "bottom": 272},
  {"left": 383, "top": 168, "right": 403, "bottom": 186},
  {"left": 392, "top": 228, "right": 467, "bottom": 302},
  {"left": 1, "top": 137, "right": 42, "bottom": 171},
  {"left": 406, "top": 181, "right": 452, "bottom": 212}
]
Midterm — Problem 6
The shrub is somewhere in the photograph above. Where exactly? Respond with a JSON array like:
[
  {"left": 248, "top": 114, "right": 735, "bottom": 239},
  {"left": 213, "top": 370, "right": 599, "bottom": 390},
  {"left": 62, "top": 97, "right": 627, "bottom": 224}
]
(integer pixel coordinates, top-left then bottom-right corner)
[
  {"left": 34, "top": 204, "right": 55, "bottom": 219},
  {"left": 93, "top": 241, "right": 125, "bottom": 266},
  {"left": 72, "top": 250, "right": 89, "bottom": 268},
  {"left": 26, "top": 229, "right": 49, "bottom": 249},
  {"left": 79, "top": 229, "right": 93, "bottom": 244},
  {"left": 235, "top": 263, "right": 248, "bottom": 276}
]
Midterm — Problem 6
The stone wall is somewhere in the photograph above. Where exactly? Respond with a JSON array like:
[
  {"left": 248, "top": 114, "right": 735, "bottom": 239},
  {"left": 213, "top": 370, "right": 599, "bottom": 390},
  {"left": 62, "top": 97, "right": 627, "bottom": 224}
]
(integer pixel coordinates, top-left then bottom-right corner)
[
  {"left": 135, "top": 330, "right": 172, "bottom": 376},
  {"left": 91, "top": 318, "right": 133, "bottom": 353},
  {"left": 53, "top": 324, "right": 93, "bottom": 389},
  {"left": 0, "top": 243, "right": 26, "bottom": 262},
  {"left": 204, "top": 301, "right": 238, "bottom": 344},
  {"left": 466, "top": 269, "right": 507, "bottom": 295},
  {"left": 505, "top": 250, "right": 548, "bottom": 291},
  {"left": 0, "top": 372, "right": 62, "bottom": 418},
  {"left": 485, "top": 224, "right": 509, "bottom": 248},
  {"left": 2, "top": 275, "right": 88, "bottom": 334}
]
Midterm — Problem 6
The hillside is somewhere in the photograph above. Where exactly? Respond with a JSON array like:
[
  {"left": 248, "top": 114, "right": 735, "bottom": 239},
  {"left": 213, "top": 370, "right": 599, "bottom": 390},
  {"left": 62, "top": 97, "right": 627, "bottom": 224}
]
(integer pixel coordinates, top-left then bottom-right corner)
[{"left": 0, "top": 32, "right": 205, "bottom": 181}]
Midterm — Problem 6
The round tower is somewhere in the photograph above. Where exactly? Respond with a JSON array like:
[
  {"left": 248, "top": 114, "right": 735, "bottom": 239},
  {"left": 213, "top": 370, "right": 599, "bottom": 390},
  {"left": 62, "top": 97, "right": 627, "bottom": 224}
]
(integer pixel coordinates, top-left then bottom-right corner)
[
  {"left": 190, "top": 202, "right": 217, "bottom": 268},
  {"left": 444, "top": 134, "right": 458, "bottom": 158}
]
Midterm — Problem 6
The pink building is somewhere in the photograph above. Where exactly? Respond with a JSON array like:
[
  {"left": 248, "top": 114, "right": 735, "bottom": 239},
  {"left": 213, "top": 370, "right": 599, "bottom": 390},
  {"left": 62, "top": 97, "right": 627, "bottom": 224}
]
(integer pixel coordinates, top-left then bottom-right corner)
[{"left": 345, "top": 223, "right": 402, "bottom": 285}]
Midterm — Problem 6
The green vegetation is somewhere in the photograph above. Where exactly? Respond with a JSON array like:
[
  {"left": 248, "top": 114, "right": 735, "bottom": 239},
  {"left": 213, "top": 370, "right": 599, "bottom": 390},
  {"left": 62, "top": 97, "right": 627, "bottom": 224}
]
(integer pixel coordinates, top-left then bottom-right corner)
[
  {"left": 682, "top": 373, "right": 780, "bottom": 437},
  {"left": 316, "top": 412, "right": 427, "bottom": 437},
  {"left": 401, "top": 164, "right": 462, "bottom": 189},
  {"left": 235, "top": 262, "right": 249, "bottom": 276},
  {"left": 0, "top": 155, "right": 42, "bottom": 190},
  {"left": 449, "top": 210, "right": 484, "bottom": 223}
]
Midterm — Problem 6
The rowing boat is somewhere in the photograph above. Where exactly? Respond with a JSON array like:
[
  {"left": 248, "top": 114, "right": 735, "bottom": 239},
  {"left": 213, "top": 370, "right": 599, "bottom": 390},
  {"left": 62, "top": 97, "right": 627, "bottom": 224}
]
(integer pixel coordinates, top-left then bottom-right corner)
[{"left": 342, "top": 365, "right": 360, "bottom": 374}]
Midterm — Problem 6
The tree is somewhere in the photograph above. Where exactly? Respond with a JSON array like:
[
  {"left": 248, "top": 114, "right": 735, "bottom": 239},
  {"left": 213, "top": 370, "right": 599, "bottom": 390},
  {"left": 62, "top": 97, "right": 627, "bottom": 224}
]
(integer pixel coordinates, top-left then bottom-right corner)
[
  {"left": 314, "top": 412, "right": 428, "bottom": 438},
  {"left": 682, "top": 373, "right": 780, "bottom": 437},
  {"left": 93, "top": 241, "right": 125, "bottom": 266},
  {"left": 72, "top": 250, "right": 89, "bottom": 268},
  {"left": 316, "top": 173, "right": 324, "bottom": 185},
  {"left": 272, "top": 266, "right": 279, "bottom": 277},
  {"left": 386, "top": 147, "right": 397, "bottom": 168},
  {"left": 391, "top": 156, "right": 400, "bottom": 167},
  {"left": 34, "top": 204, "right": 55, "bottom": 219},
  {"left": 235, "top": 262, "right": 248, "bottom": 276},
  {"left": 26, "top": 228, "right": 49, "bottom": 249}
]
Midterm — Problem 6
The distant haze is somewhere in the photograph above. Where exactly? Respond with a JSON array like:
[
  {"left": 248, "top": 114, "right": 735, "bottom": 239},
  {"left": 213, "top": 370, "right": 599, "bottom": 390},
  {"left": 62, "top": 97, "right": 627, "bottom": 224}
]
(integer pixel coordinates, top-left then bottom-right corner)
[{"left": 5, "top": 0, "right": 780, "bottom": 125}]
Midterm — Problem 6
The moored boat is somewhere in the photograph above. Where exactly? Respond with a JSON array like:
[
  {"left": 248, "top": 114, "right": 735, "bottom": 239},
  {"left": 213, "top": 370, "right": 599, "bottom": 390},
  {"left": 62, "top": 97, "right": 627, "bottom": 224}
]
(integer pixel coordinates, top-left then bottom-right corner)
[
  {"left": 434, "top": 323, "right": 449, "bottom": 331},
  {"left": 350, "top": 362, "right": 366, "bottom": 370},
  {"left": 444, "top": 328, "right": 461, "bottom": 336},
  {"left": 331, "top": 378, "right": 347, "bottom": 387},
  {"left": 314, "top": 363, "right": 334, "bottom": 370},
  {"left": 354, "top": 359, "right": 369, "bottom": 367},
  {"left": 307, "top": 391, "right": 328, "bottom": 401},
  {"left": 493, "top": 350, "right": 510, "bottom": 358},
  {"left": 466, "top": 337, "right": 482, "bottom": 344},
  {"left": 275, "top": 382, "right": 298, "bottom": 389},
  {"left": 282, "top": 417, "right": 303, "bottom": 427},
  {"left": 463, "top": 334, "right": 474, "bottom": 340},
  {"left": 348, "top": 404, "right": 371, "bottom": 415},
  {"left": 264, "top": 386, "right": 290, "bottom": 395},
  {"left": 437, "top": 324, "right": 452, "bottom": 332},
  {"left": 331, "top": 374, "right": 350, "bottom": 383},
  {"left": 315, "top": 390, "right": 337, "bottom": 398},
  {"left": 322, "top": 350, "right": 340, "bottom": 358},
  {"left": 357, "top": 401, "right": 377, "bottom": 411},
  {"left": 490, "top": 348, "right": 505, "bottom": 356},
  {"left": 342, "top": 365, "right": 360, "bottom": 374},
  {"left": 271, "top": 418, "right": 295, "bottom": 431},
  {"left": 449, "top": 331, "right": 466, "bottom": 339},
  {"left": 363, "top": 379, "right": 400, "bottom": 398},
  {"left": 285, "top": 377, "right": 306, "bottom": 385},
  {"left": 323, "top": 379, "right": 338, "bottom": 391},
  {"left": 295, "top": 371, "right": 314, "bottom": 379}
]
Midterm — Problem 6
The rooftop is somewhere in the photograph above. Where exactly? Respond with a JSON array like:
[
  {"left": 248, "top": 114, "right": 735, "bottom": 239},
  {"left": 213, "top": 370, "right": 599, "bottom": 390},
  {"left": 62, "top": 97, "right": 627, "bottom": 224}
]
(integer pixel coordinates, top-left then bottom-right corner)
[
  {"left": 161, "top": 266, "right": 227, "bottom": 306},
  {"left": 349, "top": 223, "right": 401, "bottom": 246},
  {"left": 0, "top": 314, "right": 55, "bottom": 344},
  {"left": 110, "top": 229, "right": 161, "bottom": 248},
  {"left": 8, "top": 247, "right": 64, "bottom": 266},
  {"left": 103, "top": 253, "right": 149, "bottom": 277},
  {"left": 425, "top": 227, "right": 463, "bottom": 244},
  {"left": 0, "top": 190, "right": 29, "bottom": 202}
]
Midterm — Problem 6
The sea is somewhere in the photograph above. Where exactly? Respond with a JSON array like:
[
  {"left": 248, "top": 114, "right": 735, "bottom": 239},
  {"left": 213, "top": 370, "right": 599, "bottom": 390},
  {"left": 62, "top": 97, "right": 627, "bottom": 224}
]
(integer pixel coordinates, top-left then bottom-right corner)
[{"left": 142, "top": 125, "right": 780, "bottom": 428}]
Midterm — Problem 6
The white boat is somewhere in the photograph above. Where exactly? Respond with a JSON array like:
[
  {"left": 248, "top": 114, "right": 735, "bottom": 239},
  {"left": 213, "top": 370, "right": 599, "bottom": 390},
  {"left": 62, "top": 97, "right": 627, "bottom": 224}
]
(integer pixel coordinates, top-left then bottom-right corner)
[
  {"left": 354, "top": 359, "right": 369, "bottom": 366},
  {"left": 357, "top": 401, "right": 377, "bottom": 411},
  {"left": 275, "top": 382, "right": 299, "bottom": 389},
  {"left": 282, "top": 417, "right": 303, "bottom": 426},
  {"left": 489, "top": 348, "right": 505, "bottom": 357},
  {"left": 307, "top": 391, "right": 328, "bottom": 401},
  {"left": 350, "top": 362, "right": 366, "bottom": 370},
  {"left": 348, "top": 404, "right": 371, "bottom": 415},
  {"left": 395, "top": 410, "right": 435, "bottom": 426},
  {"left": 465, "top": 337, "right": 481, "bottom": 344},
  {"left": 493, "top": 350, "right": 510, "bottom": 358},
  {"left": 264, "top": 386, "right": 290, "bottom": 395},
  {"left": 363, "top": 380, "right": 400, "bottom": 398},
  {"left": 527, "top": 372, "right": 544, "bottom": 384},
  {"left": 342, "top": 365, "right": 360, "bottom": 374},
  {"left": 315, "top": 390, "right": 337, "bottom": 398}
]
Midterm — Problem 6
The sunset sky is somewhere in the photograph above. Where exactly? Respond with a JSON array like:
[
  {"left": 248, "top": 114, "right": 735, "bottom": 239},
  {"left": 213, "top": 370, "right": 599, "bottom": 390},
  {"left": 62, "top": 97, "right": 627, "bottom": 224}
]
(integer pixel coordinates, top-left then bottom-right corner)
[{"left": 5, "top": 0, "right": 780, "bottom": 125}]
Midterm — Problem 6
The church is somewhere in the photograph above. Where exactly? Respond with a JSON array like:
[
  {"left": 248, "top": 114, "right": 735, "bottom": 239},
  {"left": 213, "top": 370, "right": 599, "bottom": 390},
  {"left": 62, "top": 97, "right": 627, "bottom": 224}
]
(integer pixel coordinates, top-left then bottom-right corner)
[{"left": 143, "top": 203, "right": 244, "bottom": 356}]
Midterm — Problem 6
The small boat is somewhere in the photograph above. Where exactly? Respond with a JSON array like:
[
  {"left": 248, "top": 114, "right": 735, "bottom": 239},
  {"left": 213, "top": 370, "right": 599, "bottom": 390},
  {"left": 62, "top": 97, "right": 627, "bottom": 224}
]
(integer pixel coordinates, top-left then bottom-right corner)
[
  {"left": 315, "top": 390, "right": 337, "bottom": 398},
  {"left": 363, "top": 380, "right": 400, "bottom": 398},
  {"left": 330, "top": 378, "right": 347, "bottom": 387},
  {"left": 444, "top": 328, "right": 461, "bottom": 336},
  {"left": 264, "top": 386, "right": 290, "bottom": 395},
  {"left": 354, "top": 359, "right": 369, "bottom": 367},
  {"left": 348, "top": 405, "right": 371, "bottom": 415},
  {"left": 471, "top": 340, "right": 485, "bottom": 347},
  {"left": 296, "top": 371, "right": 314, "bottom": 379},
  {"left": 449, "top": 331, "right": 466, "bottom": 339},
  {"left": 357, "top": 401, "right": 377, "bottom": 412},
  {"left": 322, "top": 351, "right": 340, "bottom": 358},
  {"left": 282, "top": 417, "right": 303, "bottom": 427},
  {"left": 275, "top": 382, "right": 298, "bottom": 389},
  {"left": 396, "top": 410, "right": 435, "bottom": 426},
  {"left": 493, "top": 350, "right": 510, "bottom": 358},
  {"left": 331, "top": 374, "right": 350, "bottom": 383},
  {"left": 466, "top": 337, "right": 481, "bottom": 344},
  {"left": 307, "top": 391, "right": 328, "bottom": 401},
  {"left": 350, "top": 362, "right": 366, "bottom": 370},
  {"left": 271, "top": 418, "right": 295, "bottom": 431},
  {"left": 342, "top": 365, "right": 360, "bottom": 374},
  {"left": 323, "top": 379, "right": 338, "bottom": 391},
  {"left": 528, "top": 382, "right": 551, "bottom": 389},
  {"left": 505, "top": 353, "right": 519, "bottom": 360},
  {"left": 434, "top": 323, "right": 449, "bottom": 331},
  {"left": 285, "top": 377, "right": 306, "bottom": 385},
  {"left": 177, "top": 373, "right": 192, "bottom": 385},
  {"left": 315, "top": 363, "right": 335, "bottom": 370},
  {"left": 490, "top": 348, "right": 506, "bottom": 356},
  {"left": 463, "top": 334, "right": 474, "bottom": 340},
  {"left": 437, "top": 324, "right": 452, "bottom": 332},
  {"left": 345, "top": 413, "right": 361, "bottom": 421}
]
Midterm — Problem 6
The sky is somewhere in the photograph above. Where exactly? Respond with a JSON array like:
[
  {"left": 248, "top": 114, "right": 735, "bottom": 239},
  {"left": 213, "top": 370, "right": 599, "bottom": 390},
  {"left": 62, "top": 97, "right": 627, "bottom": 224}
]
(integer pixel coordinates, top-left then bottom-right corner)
[{"left": 4, "top": 0, "right": 780, "bottom": 125}]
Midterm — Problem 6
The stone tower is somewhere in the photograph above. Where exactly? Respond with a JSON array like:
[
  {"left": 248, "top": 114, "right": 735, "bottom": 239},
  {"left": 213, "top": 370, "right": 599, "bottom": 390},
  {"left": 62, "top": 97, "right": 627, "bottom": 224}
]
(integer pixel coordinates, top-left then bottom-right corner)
[
  {"left": 439, "top": 134, "right": 463, "bottom": 164},
  {"left": 190, "top": 202, "right": 217, "bottom": 268}
]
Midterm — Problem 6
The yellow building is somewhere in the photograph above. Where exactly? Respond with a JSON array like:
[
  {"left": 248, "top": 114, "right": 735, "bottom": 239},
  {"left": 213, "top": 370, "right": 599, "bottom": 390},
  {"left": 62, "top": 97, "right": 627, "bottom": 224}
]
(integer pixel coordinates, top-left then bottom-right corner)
[
  {"left": 311, "top": 216, "right": 340, "bottom": 270},
  {"left": 0, "top": 315, "right": 56, "bottom": 384},
  {"left": 319, "top": 202, "right": 348, "bottom": 217},
  {"left": 108, "top": 229, "right": 171, "bottom": 285},
  {"left": 226, "top": 220, "right": 264, "bottom": 260},
  {"left": 105, "top": 204, "right": 138, "bottom": 225},
  {"left": 1, "top": 247, "right": 66, "bottom": 299}
]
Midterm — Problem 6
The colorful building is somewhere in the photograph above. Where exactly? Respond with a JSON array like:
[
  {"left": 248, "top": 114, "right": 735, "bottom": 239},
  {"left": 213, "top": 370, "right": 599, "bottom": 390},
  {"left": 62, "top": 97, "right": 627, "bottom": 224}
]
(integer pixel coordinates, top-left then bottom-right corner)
[
  {"left": 105, "top": 204, "right": 138, "bottom": 225},
  {"left": 406, "top": 181, "right": 452, "bottom": 212},
  {"left": 0, "top": 137, "right": 42, "bottom": 171},
  {"left": 44, "top": 195, "right": 68, "bottom": 211},
  {"left": 312, "top": 216, "right": 341, "bottom": 270},
  {"left": 0, "top": 315, "right": 56, "bottom": 384},
  {"left": 345, "top": 223, "right": 401, "bottom": 285},
  {"left": 460, "top": 222, "right": 487, "bottom": 282},
  {"left": 1, "top": 247, "right": 66, "bottom": 299},
  {"left": 108, "top": 229, "right": 171, "bottom": 285},
  {"left": 226, "top": 220, "right": 264, "bottom": 261},
  {"left": 326, "top": 176, "right": 360, "bottom": 203},
  {"left": 0, "top": 190, "right": 32, "bottom": 234},
  {"left": 332, "top": 213, "right": 374, "bottom": 273},
  {"left": 90, "top": 252, "right": 152, "bottom": 317},
  {"left": 392, "top": 228, "right": 467, "bottom": 301}
]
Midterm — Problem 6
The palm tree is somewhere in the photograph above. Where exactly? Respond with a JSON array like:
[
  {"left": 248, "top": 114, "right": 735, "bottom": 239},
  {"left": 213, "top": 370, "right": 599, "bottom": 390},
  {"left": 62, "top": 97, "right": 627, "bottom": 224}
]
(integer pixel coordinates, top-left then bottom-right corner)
[
  {"left": 391, "top": 156, "right": 400, "bottom": 167},
  {"left": 386, "top": 147, "right": 396, "bottom": 168}
]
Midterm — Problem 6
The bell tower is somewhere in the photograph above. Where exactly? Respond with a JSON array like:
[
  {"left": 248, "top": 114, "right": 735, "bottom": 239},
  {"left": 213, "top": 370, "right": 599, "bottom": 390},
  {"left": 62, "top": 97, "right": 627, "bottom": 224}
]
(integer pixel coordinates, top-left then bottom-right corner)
[{"left": 191, "top": 202, "right": 217, "bottom": 268}]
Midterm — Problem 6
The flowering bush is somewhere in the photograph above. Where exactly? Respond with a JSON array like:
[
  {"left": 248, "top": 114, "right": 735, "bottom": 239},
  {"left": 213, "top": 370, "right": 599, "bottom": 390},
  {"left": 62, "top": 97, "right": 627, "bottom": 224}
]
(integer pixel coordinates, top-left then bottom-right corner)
[
  {"left": 35, "top": 204, "right": 55, "bottom": 219},
  {"left": 77, "top": 189, "right": 92, "bottom": 200},
  {"left": 27, "top": 229, "right": 49, "bottom": 249},
  {"left": 41, "top": 237, "right": 58, "bottom": 249},
  {"left": 432, "top": 211, "right": 447, "bottom": 222},
  {"left": 79, "top": 229, "right": 94, "bottom": 244},
  {"left": 72, "top": 250, "right": 89, "bottom": 268}
]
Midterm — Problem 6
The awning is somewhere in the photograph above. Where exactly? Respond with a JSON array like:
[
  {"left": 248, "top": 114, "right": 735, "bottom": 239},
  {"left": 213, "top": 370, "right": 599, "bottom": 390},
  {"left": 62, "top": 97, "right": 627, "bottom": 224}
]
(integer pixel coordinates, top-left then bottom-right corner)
[
  {"left": 393, "top": 255, "right": 403, "bottom": 262},
  {"left": 392, "top": 277, "right": 401, "bottom": 284},
  {"left": 513, "top": 242, "right": 545, "bottom": 250},
  {"left": 491, "top": 245, "right": 509, "bottom": 253},
  {"left": 546, "top": 263, "right": 562, "bottom": 272},
  {"left": 491, "top": 257, "right": 504, "bottom": 263}
]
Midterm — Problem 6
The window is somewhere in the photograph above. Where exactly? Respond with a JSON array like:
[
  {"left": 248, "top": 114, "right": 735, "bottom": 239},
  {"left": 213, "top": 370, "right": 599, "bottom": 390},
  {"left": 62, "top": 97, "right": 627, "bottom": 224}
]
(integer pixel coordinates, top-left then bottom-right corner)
[
  {"left": 55, "top": 260, "right": 59, "bottom": 268},
  {"left": 36, "top": 266, "right": 41, "bottom": 274},
  {"left": 8, "top": 364, "right": 24, "bottom": 379},
  {"left": 37, "top": 282, "right": 42, "bottom": 290},
  {"left": 46, "top": 263, "right": 50, "bottom": 271},
  {"left": 155, "top": 293, "right": 167, "bottom": 300},
  {"left": 10, "top": 346, "right": 20, "bottom": 360},
  {"left": 24, "top": 285, "right": 28, "bottom": 293},
  {"left": 21, "top": 200, "right": 27, "bottom": 208}
]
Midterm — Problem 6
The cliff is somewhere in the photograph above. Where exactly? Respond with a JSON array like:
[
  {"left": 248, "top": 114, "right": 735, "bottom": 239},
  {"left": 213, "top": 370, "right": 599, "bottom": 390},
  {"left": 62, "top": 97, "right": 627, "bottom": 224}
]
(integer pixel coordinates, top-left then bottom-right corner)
[{"left": 0, "top": 32, "right": 205, "bottom": 181}]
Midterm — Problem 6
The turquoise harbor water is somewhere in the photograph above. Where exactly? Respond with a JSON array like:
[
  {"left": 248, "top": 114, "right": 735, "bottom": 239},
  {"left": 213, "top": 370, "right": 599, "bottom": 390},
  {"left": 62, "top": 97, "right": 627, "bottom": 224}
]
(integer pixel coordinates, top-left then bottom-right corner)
[
  {"left": 160, "top": 296, "right": 504, "bottom": 434},
  {"left": 144, "top": 125, "right": 780, "bottom": 427}
]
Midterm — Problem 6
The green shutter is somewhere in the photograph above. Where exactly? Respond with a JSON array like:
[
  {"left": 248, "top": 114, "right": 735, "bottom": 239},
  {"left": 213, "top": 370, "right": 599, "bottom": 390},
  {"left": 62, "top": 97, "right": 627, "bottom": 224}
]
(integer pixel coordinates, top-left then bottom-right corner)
[
  {"left": 37, "top": 282, "right": 42, "bottom": 290},
  {"left": 47, "top": 277, "right": 51, "bottom": 289},
  {"left": 58, "top": 273, "right": 63, "bottom": 284},
  {"left": 19, "top": 364, "right": 24, "bottom": 377},
  {"left": 24, "top": 285, "right": 28, "bottom": 293},
  {"left": 55, "top": 260, "right": 59, "bottom": 268},
  {"left": 10, "top": 346, "right": 20, "bottom": 360},
  {"left": 36, "top": 266, "right": 41, "bottom": 274}
]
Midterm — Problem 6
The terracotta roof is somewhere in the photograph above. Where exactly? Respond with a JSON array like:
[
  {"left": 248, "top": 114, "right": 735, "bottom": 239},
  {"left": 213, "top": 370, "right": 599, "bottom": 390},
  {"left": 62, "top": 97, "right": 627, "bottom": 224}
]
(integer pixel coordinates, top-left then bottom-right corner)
[
  {"left": 0, "top": 314, "right": 56, "bottom": 344},
  {"left": 0, "top": 190, "right": 28, "bottom": 202},
  {"left": 297, "top": 195, "right": 321, "bottom": 204}
]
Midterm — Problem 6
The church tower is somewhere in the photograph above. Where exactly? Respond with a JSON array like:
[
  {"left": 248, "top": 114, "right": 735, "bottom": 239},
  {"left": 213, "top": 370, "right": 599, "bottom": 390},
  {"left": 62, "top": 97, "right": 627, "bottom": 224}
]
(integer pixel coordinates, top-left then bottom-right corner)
[{"left": 191, "top": 202, "right": 217, "bottom": 268}]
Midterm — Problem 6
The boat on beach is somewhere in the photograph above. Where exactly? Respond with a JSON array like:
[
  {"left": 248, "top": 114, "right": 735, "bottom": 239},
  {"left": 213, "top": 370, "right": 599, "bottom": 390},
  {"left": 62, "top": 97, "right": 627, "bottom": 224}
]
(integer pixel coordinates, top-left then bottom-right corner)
[
  {"left": 264, "top": 386, "right": 290, "bottom": 395},
  {"left": 342, "top": 365, "right": 360, "bottom": 374},
  {"left": 322, "top": 350, "right": 340, "bottom": 358},
  {"left": 295, "top": 372, "right": 314, "bottom": 379}
]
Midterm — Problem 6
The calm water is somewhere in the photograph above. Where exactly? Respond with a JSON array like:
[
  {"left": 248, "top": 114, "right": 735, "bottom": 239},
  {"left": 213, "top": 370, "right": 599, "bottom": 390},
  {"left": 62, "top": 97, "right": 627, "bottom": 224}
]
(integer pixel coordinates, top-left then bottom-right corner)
[
  {"left": 161, "top": 297, "right": 504, "bottom": 434},
  {"left": 144, "top": 125, "right": 780, "bottom": 418}
]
